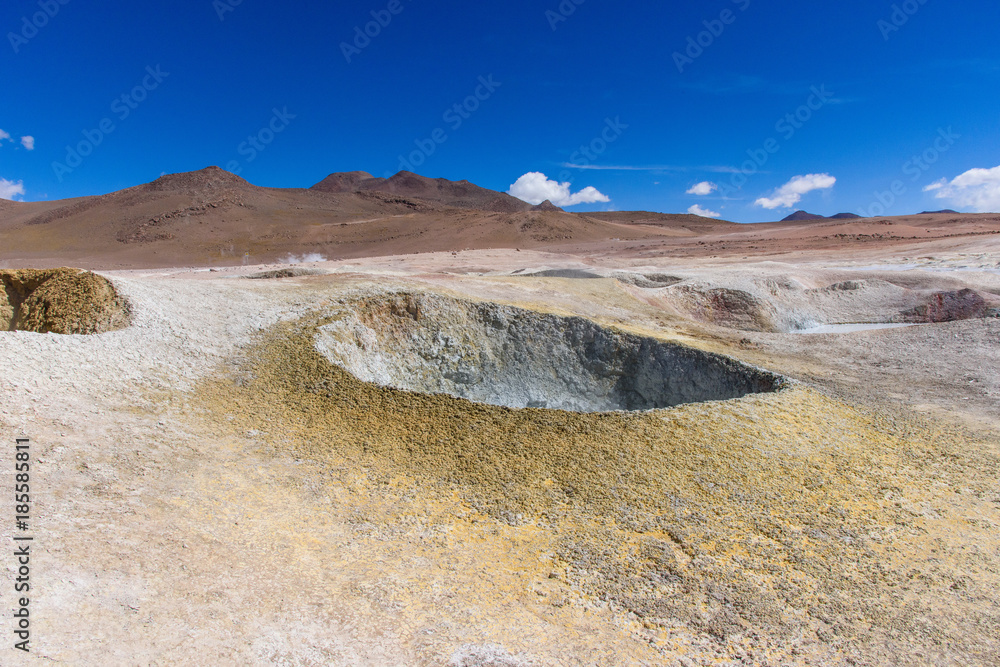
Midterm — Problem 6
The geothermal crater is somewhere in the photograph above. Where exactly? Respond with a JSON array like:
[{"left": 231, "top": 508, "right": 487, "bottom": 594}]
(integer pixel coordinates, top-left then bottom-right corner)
[{"left": 315, "top": 294, "right": 785, "bottom": 412}]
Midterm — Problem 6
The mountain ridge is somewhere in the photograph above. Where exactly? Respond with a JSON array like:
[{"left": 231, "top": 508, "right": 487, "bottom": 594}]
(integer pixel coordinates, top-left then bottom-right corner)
[
  {"left": 0, "top": 167, "right": 701, "bottom": 267},
  {"left": 312, "top": 170, "right": 535, "bottom": 213},
  {"left": 780, "top": 210, "right": 862, "bottom": 222},
  {"left": 2, "top": 167, "right": 993, "bottom": 270}
]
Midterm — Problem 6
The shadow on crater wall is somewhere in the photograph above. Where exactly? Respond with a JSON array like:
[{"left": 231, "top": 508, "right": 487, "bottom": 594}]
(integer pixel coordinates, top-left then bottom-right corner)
[{"left": 315, "top": 294, "right": 786, "bottom": 413}]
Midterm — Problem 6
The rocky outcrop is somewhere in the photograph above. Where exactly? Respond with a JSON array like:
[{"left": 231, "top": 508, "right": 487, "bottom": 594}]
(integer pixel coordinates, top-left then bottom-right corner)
[
  {"left": 666, "top": 285, "right": 782, "bottom": 332},
  {"left": 897, "top": 288, "right": 989, "bottom": 323}
]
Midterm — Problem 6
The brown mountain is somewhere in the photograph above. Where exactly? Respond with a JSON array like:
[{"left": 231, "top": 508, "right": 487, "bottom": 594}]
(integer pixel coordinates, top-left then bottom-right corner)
[
  {"left": 309, "top": 171, "right": 375, "bottom": 193},
  {"left": 781, "top": 211, "right": 862, "bottom": 222},
  {"left": 0, "top": 167, "right": 711, "bottom": 268},
  {"left": 312, "top": 170, "right": 533, "bottom": 213},
  {"left": 3, "top": 167, "right": 995, "bottom": 270},
  {"left": 780, "top": 211, "right": 826, "bottom": 222}
]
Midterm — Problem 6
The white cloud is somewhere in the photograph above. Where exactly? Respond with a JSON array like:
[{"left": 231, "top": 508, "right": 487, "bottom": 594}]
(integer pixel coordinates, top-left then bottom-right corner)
[
  {"left": 755, "top": 173, "right": 836, "bottom": 209},
  {"left": 688, "top": 204, "right": 721, "bottom": 218},
  {"left": 923, "top": 165, "right": 1000, "bottom": 212},
  {"left": 20, "top": 136, "right": 34, "bottom": 150},
  {"left": 0, "top": 177, "right": 26, "bottom": 200},
  {"left": 508, "top": 172, "right": 610, "bottom": 207},
  {"left": 0, "top": 129, "right": 10, "bottom": 142},
  {"left": 686, "top": 181, "right": 717, "bottom": 196}
]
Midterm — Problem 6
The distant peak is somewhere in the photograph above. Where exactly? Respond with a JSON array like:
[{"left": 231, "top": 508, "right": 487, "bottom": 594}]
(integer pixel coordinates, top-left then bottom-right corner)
[
  {"left": 531, "top": 200, "right": 564, "bottom": 212},
  {"left": 780, "top": 210, "right": 826, "bottom": 222},
  {"left": 333, "top": 170, "right": 374, "bottom": 179},
  {"left": 779, "top": 210, "right": 862, "bottom": 222},
  {"left": 311, "top": 171, "right": 376, "bottom": 192},
  {"left": 386, "top": 171, "right": 437, "bottom": 186},
  {"left": 146, "top": 167, "right": 250, "bottom": 191},
  {"left": 311, "top": 169, "right": 534, "bottom": 213}
]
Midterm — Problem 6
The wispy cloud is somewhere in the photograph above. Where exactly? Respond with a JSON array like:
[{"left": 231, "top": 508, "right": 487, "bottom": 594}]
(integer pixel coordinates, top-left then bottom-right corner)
[
  {"left": 562, "top": 163, "right": 681, "bottom": 172},
  {"left": 1, "top": 130, "right": 37, "bottom": 150},
  {"left": 562, "top": 163, "right": 741, "bottom": 174}
]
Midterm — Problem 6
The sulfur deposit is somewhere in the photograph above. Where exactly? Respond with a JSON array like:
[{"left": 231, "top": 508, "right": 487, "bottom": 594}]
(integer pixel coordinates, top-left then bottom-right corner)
[
  {"left": 195, "top": 293, "right": 1000, "bottom": 665},
  {"left": 1, "top": 268, "right": 131, "bottom": 334}
]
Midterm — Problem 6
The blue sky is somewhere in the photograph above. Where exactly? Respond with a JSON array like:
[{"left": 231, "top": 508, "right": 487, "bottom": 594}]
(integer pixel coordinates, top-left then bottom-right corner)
[{"left": 2, "top": 0, "right": 999, "bottom": 222}]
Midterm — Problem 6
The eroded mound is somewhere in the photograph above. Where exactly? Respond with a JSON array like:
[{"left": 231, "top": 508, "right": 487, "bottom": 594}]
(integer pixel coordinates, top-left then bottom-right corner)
[
  {"left": 315, "top": 294, "right": 784, "bottom": 412},
  {"left": 666, "top": 285, "right": 783, "bottom": 332},
  {"left": 246, "top": 268, "right": 326, "bottom": 280},
  {"left": 612, "top": 271, "right": 683, "bottom": 289},
  {"left": 0, "top": 268, "right": 131, "bottom": 334},
  {"left": 659, "top": 279, "right": 1000, "bottom": 333},
  {"left": 897, "top": 288, "right": 990, "bottom": 323}
]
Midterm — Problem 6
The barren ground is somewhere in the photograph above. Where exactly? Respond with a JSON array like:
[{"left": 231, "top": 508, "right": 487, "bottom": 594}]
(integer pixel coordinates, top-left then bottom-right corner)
[{"left": 1, "top": 239, "right": 999, "bottom": 665}]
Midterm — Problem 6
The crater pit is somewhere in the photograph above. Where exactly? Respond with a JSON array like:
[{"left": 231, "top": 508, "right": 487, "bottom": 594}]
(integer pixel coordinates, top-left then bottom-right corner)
[{"left": 315, "top": 294, "right": 785, "bottom": 413}]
